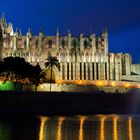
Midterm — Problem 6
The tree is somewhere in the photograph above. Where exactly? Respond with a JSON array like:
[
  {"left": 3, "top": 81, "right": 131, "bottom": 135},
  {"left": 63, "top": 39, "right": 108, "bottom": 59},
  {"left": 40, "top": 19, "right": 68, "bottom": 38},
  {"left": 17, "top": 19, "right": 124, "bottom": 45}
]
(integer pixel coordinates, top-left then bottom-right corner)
[
  {"left": 45, "top": 56, "right": 60, "bottom": 92},
  {"left": 1, "top": 57, "right": 31, "bottom": 90},
  {"left": 29, "top": 63, "right": 42, "bottom": 91},
  {"left": 0, "top": 57, "right": 43, "bottom": 91}
]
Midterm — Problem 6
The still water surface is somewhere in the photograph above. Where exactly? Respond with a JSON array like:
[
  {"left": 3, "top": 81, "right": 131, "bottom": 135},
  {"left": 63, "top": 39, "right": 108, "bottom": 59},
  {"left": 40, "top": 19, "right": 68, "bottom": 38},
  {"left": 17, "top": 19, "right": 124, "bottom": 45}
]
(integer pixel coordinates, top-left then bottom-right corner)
[{"left": 0, "top": 115, "right": 140, "bottom": 140}]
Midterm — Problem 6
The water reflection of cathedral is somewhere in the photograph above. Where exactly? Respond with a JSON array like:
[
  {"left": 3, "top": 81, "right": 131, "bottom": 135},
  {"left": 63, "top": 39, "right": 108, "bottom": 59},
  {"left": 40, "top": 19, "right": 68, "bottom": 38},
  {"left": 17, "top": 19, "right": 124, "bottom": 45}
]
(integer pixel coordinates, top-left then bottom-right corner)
[
  {"left": 1, "top": 15, "right": 140, "bottom": 82},
  {"left": 39, "top": 115, "right": 135, "bottom": 140}
]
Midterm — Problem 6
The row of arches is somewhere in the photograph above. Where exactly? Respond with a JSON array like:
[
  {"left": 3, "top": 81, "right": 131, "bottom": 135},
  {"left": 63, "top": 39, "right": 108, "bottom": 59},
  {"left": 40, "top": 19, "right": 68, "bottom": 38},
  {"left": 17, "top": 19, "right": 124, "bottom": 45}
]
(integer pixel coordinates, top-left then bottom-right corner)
[
  {"left": 57, "top": 52, "right": 106, "bottom": 62},
  {"left": 4, "top": 36, "right": 105, "bottom": 50},
  {"left": 3, "top": 52, "right": 40, "bottom": 58},
  {"left": 23, "top": 38, "right": 91, "bottom": 48}
]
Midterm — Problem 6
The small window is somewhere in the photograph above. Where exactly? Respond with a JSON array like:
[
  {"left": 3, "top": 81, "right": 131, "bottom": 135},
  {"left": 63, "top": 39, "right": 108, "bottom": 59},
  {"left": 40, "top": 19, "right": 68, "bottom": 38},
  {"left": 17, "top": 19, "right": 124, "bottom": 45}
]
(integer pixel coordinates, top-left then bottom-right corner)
[
  {"left": 84, "top": 39, "right": 88, "bottom": 48},
  {"left": 72, "top": 39, "right": 77, "bottom": 48},
  {"left": 35, "top": 40, "right": 38, "bottom": 48},
  {"left": 62, "top": 39, "right": 65, "bottom": 48},
  {"left": 24, "top": 40, "right": 26, "bottom": 48},
  {"left": 48, "top": 40, "right": 53, "bottom": 48}
]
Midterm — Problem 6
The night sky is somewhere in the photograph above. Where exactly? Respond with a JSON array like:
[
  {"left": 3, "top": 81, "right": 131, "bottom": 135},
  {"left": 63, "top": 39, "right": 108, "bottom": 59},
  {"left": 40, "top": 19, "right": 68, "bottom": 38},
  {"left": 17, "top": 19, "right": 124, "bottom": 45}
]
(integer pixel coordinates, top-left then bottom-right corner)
[{"left": 1, "top": 0, "right": 140, "bottom": 63}]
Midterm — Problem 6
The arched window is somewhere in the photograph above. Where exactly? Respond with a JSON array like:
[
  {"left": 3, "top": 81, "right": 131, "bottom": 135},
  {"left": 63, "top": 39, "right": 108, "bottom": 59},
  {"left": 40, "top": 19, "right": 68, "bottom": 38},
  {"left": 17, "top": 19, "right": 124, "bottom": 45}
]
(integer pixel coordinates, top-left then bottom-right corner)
[
  {"left": 62, "top": 39, "right": 65, "bottom": 48},
  {"left": 84, "top": 39, "right": 88, "bottom": 48},
  {"left": 35, "top": 39, "right": 38, "bottom": 48},
  {"left": 72, "top": 39, "right": 77, "bottom": 48},
  {"left": 48, "top": 40, "right": 53, "bottom": 48},
  {"left": 24, "top": 40, "right": 26, "bottom": 48}
]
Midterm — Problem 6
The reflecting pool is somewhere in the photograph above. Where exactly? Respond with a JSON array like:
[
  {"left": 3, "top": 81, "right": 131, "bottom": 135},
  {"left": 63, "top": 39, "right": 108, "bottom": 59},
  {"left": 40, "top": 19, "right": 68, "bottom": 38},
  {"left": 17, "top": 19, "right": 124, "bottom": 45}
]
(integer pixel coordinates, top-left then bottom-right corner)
[{"left": 1, "top": 115, "right": 140, "bottom": 140}]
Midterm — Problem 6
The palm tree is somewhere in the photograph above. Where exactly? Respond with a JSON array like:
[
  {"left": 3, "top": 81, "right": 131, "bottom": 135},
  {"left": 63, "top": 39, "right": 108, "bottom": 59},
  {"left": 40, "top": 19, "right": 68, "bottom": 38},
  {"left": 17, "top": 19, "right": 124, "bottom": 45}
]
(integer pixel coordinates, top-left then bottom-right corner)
[{"left": 45, "top": 56, "right": 60, "bottom": 92}]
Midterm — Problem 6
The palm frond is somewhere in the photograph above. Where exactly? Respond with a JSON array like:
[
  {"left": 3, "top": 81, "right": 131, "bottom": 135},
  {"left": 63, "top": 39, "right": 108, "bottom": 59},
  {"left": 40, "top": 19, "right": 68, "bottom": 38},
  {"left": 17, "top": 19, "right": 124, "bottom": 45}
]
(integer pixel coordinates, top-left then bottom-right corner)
[
  {"left": 45, "top": 62, "right": 51, "bottom": 68},
  {"left": 45, "top": 56, "right": 60, "bottom": 71}
]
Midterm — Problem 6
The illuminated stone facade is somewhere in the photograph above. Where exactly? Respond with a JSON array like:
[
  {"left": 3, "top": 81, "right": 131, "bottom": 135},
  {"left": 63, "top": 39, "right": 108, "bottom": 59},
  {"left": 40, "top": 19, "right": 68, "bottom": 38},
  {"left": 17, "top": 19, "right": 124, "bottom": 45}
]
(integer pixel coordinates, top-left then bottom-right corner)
[{"left": 0, "top": 15, "right": 140, "bottom": 82}]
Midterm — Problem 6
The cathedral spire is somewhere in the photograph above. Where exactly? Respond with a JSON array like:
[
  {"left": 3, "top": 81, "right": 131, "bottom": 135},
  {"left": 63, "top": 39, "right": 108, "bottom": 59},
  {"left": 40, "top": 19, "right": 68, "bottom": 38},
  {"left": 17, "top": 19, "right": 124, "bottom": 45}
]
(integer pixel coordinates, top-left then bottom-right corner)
[
  {"left": 28, "top": 28, "right": 32, "bottom": 33},
  {"left": 27, "top": 28, "right": 32, "bottom": 38},
  {"left": 7, "top": 22, "right": 14, "bottom": 36},
  {"left": 56, "top": 27, "right": 59, "bottom": 36},
  {"left": 68, "top": 29, "right": 71, "bottom": 37},
  {"left": 101, "top": 28, "right": 108, "bottom": 38},
  {"left": 19, "top": 29, "right": 22, "bottom": 36},
  {"left": 15, "top": 27, "right": 19, "bottom": 37},
  {"left": 39, "top": 28, "right": 45, "bottom": 36},
  {"left": 1, "top": 13, "right": 7, "bottom": 27}
]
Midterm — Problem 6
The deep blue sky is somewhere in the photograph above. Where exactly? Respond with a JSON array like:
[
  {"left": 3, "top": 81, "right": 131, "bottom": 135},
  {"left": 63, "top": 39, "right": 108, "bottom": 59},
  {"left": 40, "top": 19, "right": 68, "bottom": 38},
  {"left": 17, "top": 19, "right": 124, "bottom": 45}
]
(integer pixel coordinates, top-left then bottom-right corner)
[{"left": 1, "top": 0, "right": 140, "bottom": 63}]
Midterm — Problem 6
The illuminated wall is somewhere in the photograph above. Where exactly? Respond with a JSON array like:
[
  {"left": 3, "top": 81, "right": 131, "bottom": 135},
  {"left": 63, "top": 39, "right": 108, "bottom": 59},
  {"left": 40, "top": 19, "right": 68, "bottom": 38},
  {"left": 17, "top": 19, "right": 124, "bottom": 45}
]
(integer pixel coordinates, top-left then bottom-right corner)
[{"left": 1, "top": 15, "right": 140, "bottom": 82}]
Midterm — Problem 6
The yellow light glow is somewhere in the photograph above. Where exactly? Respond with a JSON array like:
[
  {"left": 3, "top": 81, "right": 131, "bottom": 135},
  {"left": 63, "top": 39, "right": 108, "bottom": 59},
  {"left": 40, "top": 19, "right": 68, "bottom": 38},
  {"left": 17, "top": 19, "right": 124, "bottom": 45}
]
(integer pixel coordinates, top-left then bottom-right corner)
[
  {"left": 40, "top": 85, "right": 44, "bottom": 88},
  {"left": 79, "top": 116, "right": 86, "bottom": 140},
  {"left": 137, "top": 84, "right": 140, "bottom": 88},
  {"left": 57, "top": 117, "right": 65, "bottom": 140},
  {"left": 128, "top": 117, "right": 133, "bottom": 140},
  {"left": 56, "top": 80, "right": 60, "bottom": 84},
  {"left": 78, "top": 80, "right": 82, "bottom": 85},
  {"left": 111, "top": 81, "right": 116, "bottom": 87},
  {"left": 39, "top": 117, "right": 48, "bottom": 140},
  {"left": 113, "top": 116, "right": 118, "bottom": 140},
  {"left": 96, "top": 80, "right": 104, "bottom": 86},
  {"left": 124, "top": 83, "right": 131, "bottom": 88},
  {"left": 100, "top": 116, "right": 106, "bottom": 140}
]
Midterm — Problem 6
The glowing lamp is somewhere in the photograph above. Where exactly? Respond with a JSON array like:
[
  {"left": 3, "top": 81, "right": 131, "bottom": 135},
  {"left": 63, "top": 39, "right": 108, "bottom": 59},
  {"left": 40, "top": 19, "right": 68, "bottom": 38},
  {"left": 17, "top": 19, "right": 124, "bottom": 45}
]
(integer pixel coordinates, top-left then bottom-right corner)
[
  {"left": 78, "top": 80, "right": 82, "bottom": 85},
  {"left": 111, "top": 81, "right": 116, "bottom": 87},
  {"left": 96, "top": 80, "right": 104, "bottom": 86},
  {"left": 56, "top": 80, "right": 62, "bottom": 84},
  {"left": 124, "top": 82, "right": 131, "bottom": 88}
]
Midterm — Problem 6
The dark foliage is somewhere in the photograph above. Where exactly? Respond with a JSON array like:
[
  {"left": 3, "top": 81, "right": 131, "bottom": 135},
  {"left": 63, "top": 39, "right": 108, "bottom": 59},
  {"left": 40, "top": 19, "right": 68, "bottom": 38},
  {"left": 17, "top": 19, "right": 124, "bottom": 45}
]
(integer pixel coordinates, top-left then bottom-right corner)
[{"left": 0, "top": 57, "right": 42, "bottom": 91}]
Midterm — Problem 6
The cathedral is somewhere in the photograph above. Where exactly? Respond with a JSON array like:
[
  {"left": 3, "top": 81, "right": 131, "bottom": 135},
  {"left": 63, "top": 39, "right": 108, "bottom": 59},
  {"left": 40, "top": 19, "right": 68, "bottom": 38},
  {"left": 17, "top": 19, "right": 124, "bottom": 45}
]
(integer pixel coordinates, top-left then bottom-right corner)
[{"left": 0, "top": 15, "right": 140, "bottom": 83}]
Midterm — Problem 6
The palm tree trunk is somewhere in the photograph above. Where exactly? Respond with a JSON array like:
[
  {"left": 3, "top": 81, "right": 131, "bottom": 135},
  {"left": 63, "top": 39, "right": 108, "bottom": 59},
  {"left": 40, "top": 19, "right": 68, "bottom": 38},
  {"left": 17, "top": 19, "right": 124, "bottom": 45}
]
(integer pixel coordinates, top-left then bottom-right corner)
[
  {"left": 50, "top": 64, "right": 52, "bottom": 92},
  {"left": 35, "top": 85, "right": 38, "bottom": 92}
]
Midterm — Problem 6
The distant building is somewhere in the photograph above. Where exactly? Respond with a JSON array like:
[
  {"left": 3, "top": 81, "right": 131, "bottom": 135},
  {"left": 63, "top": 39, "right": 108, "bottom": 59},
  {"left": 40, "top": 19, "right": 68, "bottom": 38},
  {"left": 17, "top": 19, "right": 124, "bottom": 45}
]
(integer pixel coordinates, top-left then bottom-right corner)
[{"left": 0, "top": 15, "right": 140, "bottom": 82}]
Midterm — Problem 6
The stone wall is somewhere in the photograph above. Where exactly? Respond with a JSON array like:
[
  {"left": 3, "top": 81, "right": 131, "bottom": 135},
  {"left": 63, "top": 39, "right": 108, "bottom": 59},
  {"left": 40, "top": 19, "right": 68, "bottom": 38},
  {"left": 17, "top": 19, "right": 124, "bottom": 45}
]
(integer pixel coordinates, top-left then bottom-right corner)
[{"left": 22, "top": 83, "right": 137, "bottom": 94}]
